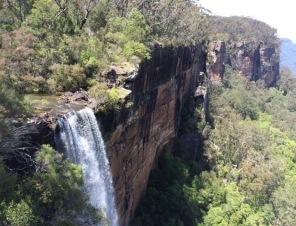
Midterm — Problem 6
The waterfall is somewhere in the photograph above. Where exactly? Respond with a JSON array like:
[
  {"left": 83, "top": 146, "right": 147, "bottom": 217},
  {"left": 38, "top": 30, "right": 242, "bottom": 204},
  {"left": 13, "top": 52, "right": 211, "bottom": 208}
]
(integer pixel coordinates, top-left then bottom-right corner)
[{"left": 54, "top": 107, "right": 118, "bottom": 226}]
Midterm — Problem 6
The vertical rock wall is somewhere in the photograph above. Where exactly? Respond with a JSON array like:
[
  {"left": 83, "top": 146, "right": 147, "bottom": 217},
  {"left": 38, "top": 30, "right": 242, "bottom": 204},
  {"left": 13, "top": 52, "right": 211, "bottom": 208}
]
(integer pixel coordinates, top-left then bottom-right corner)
[
  {"left": 103, "top": 41, "right": 280, "bottom": 225},
  {"left": 26, "top": 41, "right": 279, "bottom": 226},
  {"left": 206, "top": 41, "right": 279, "bottom": 86},
  {"left": 12, "top": 35, "right": 280, "bottom": 226},
  {"left": 103, "top": 45, "right": 206, "bottom": 225},
  {"left": 207, "top": 41, "right": 226, "bottom": 81}
]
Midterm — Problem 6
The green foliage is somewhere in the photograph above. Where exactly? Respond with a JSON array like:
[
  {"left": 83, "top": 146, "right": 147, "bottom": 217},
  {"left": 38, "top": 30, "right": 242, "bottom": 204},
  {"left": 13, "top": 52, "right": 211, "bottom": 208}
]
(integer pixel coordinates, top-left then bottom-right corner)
[
  {"left": 272, "top": 179, "right": 296, "bottom": 225},
  {"left": 0, "top": 28, "right": 39, "bottom": 92},
  {"left": 0, "top": 145, "right": 102, "bottom": 225},
  {"left": 4, "top": 199, "right": 41, "bottom": 226},
  {"left": 22, "top": 144, "right": 86, "bottom": 224},
  {"left": 277, "top": 67, "right": 296, "bottom": 95},
  {"left": 106, "top": 8, "right": 150, "bottom": 61},
  {"left": 100, "top": 87, "right": 121, "bottom": 113},
  {"left": 209, "top": 16, "right": 279, "bottom": 47},
  {"left": 134, "top": 67, "right": 296, "bottom": 225},
  {"left": 88, "top": 79, "right": 108, "bottom": 98},
  {"left": 0, "top": 160, "right": 16, "bottom": 202},
  {"left": 131, "top": 151, "right": 202, "bottom": 226},
  {"left": 85, "top": 0, "right": 109, "bottom": 33},
  {"left": 89, "top": 81, "right": 124, "bottom": 112},
  {"left": 0, "top": 0, "right": 212, "bottom": 98},
  {"left": 179, "top": 99, "right": 205, "bottom": 136},
  {"left": 222, "top": 66, "right": 259, "bottom": 120},
  {"left": 0, "top": 7, "right": 20, "bottom": 33},
  {"left": 203, "top": 68, "right": 296, "bottom": 225},
  {"left": 123, "top": 41, "right": 150, "bottom": 59},
  {"left": 0, "top": 74, "right": 32, "bottom": 135},
  {"left": 200, "top": 182, "right": 268, "bottom": 226},
  {"left": 0, "top": 0, "right": 34, "bottom": 32},
  {"left": 132, "top": 0, "right": 210, "bottom": 45},
  {"left": 25, "top": 0, "right": 61, "bottom": 36},
  {"left": 125, "top": 8, "right": 149, "bottom": 42},
  {"left": 48, "top": 64, "right": 87, "bottom": 92}
]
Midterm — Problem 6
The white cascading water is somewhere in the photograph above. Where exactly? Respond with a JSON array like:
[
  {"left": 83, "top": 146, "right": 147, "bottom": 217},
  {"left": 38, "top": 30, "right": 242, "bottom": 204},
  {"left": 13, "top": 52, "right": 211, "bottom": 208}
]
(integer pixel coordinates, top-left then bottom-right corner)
[{"left": 54, "top": 107, "right": 118, "bottom": 226}]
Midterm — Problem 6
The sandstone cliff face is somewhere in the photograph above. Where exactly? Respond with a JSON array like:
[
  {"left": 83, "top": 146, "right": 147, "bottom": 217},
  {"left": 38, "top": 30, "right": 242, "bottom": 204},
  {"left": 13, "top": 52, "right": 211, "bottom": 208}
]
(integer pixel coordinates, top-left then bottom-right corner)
[
  {"left": 207, "top": 41, "right": 226, "bottom": 81},
  {"left": 206, "top": 41, "right": 279, "bottom": 86},
  {"left": 102, "top": 45, "right": 205, "bottom": 225},
  {"left": 21, "top": 40, "right": 279, "bottom": 225},
  {"left": 104, "top": 41, "right": 280, "bottom": 225}
]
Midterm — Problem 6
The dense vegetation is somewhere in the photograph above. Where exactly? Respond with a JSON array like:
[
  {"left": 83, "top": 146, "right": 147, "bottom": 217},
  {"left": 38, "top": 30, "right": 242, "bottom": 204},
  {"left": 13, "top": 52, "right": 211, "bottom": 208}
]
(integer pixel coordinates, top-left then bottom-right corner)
[
  {"left": 0, "top": 0, "right": 209, "bottom": 224},
  {"left": 132, "top": 66, "right": 296, "bottom": 225},
  {"left": 0, "top": 144, "right": 105, "bottom": 225},
  {"left": 280, "top": 38, "right": 296, "bottom": 75},
  {"left": 0, "top": 0, "right": 210, "bottom": 132},
  {"left": 0, "top": 0, "right": 289, "bottom": 225},
  {"left": 208, "top": 16, "right": 279, "bottom": 47}
]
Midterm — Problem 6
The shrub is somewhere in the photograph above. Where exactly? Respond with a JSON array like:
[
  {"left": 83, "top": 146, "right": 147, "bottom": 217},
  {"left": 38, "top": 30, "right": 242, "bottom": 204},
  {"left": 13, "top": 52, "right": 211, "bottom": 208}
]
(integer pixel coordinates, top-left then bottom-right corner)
[{"left": 48, "top": 64, "right": 87, "bottom": 92}]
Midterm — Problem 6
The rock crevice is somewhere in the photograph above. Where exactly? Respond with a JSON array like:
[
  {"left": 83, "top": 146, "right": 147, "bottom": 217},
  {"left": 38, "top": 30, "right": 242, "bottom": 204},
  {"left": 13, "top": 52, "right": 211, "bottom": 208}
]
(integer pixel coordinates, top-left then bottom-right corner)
[{"left": 207, "top": 41, "right": 279, "bottom": 86}]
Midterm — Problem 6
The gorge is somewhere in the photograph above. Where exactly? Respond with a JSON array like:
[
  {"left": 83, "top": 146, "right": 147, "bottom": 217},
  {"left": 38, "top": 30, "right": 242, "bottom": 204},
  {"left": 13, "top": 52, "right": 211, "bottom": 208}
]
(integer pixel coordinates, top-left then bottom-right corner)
[
  {"left": 41, "top": 41, "right": 279, "bottom": 225},
  {"left": 101, "top": 41, "right": 280, "bottom": 224},
  {"left": 0, "top": 3, "right": 286, "bottom": 226},
  {"left": 1, "top": 1, "right": 294, "bottom": 224}
]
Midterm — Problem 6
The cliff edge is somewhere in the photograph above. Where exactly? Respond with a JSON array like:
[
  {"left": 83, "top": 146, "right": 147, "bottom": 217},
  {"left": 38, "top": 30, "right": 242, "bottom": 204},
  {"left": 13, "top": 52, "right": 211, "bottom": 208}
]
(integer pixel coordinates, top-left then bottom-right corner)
[
  {"left": 207, "top": 41, "right": 279, "bottom": 86},
  {"left": 101, "top": 45, "right": 206, "bottom": 225}
]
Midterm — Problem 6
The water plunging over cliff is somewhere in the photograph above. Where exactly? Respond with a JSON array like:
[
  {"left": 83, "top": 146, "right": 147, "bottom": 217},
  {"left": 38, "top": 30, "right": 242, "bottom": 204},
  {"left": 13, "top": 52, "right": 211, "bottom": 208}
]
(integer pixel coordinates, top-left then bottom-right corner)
[{"left": 54, "top": 107, "right": 118, "bottom": 226}]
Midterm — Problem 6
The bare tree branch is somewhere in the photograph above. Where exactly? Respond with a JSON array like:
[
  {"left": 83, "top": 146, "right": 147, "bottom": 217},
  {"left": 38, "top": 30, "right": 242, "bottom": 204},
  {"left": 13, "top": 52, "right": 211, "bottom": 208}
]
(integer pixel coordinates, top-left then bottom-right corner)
[{"left": 0, "top": 124, "right": 41, "bottom": 173}]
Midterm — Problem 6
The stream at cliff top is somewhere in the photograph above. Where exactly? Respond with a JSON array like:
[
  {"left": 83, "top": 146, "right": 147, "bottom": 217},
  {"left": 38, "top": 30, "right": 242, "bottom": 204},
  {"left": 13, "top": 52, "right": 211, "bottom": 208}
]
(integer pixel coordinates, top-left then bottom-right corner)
[
  {"left": 25, "top": 93, "right": 85, "bottom": 115},
  {"left": 54, "top": 107, "right": 118, "bottom": 226}
]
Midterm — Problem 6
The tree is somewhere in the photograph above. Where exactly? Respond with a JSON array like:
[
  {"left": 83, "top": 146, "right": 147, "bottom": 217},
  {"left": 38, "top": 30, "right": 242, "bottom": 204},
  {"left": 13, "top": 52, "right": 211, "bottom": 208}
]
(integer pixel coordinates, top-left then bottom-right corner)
[
  {"left": 3, "top": 199, "right": 41, "bottom": 226},
  {"left": 19, "top": 144, "right": 102, "bottom": 225},
  {"left": 272, "top": 179, "right": 296, "bottom": 225},
  {"left": 105, "top": 8, "right": 150, "bottom": 61},
  {"left": 277, "top": 67, "right": 296, "bottom": 96},
  {"left": 0, "top": 159, "right": 16, "bottom": 202},
  {"left": 48, "top": 63, "right": 86, "bottom": 92},
  {"left": 1, "top": 0, "right": 34, "bottom": 24},
  {"left": 0, "top": 28, "right": 38, "bottom": 92},
  {"left": 0, "top": 73, "right": 31, "bottom": 136},
  {"left": 132, "top": 0, "right": 209, "bottom": 44}
]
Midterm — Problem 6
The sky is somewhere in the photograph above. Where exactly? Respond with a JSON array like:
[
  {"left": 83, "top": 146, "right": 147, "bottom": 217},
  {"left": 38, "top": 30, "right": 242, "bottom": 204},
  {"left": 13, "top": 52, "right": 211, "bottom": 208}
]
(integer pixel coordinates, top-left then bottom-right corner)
[{"left": 199, "top": 0, "right": 296, "bottom": 42}]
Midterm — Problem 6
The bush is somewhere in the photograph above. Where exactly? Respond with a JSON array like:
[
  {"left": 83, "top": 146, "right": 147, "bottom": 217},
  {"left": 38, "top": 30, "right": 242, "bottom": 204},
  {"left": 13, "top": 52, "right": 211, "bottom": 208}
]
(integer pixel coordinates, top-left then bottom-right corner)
[
  {"left": 123, "top": 41, "right": 150, "bottom": 59},
  {"left": 48, "top": 64, "right": 87, "bottom": 92},
  {"left": 100, "top": 87, "right": 121, "bottom": 113}
]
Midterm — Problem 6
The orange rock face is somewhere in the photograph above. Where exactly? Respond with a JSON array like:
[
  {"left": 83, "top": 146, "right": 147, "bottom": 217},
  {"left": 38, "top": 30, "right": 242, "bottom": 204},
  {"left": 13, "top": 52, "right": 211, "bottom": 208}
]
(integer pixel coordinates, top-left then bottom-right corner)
[
  {"left": 103, "top": 45, "right": 205, "bottom": 225},
  {"left": 207, "top": 41, "right": 226, "bottom": 81},
  {"left": 206, "top": 41, "right": 279, "bottom": 86},
  {"left": 99, "top": 42, "right": 279, "bottom": 225}
]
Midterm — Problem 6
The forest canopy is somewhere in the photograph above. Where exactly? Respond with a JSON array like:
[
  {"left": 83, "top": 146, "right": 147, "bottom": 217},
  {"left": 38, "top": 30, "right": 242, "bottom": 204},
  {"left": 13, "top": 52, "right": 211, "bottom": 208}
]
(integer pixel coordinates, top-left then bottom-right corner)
[
  {"left": 0, "top": 0, "right": 211, "bottom": 224},
  {"left": 0, "top": 0, "right": 285, "bottom": 225},
  {"left": 0, "top": 0, "right": 213, "bottom": 133},
  {"left": 132, "top": 67, "right": 296, "bottom": 226},
  {"left": 208, "top": 16, "right": 279, "bottom": 47}
]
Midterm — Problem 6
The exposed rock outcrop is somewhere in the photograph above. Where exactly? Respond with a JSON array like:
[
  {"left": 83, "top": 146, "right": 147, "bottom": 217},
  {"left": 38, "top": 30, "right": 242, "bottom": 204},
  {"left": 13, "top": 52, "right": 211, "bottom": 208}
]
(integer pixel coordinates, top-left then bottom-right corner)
[
  {"left": 206, "top": 41, "right": 279, "bottom": 86},
  {"left": 19, "top": 40, "right": 280, "bottom": 226},
  {"left": 207, "top": 41, "right": 226, "bottom": 81},
  {"left": 25, "top": 113, "right": 56, "bottom": 147},
  {"left": 58, "top": 89, "right": 93, "bottom": 105},
  {"left": 101, "top": 45, "right": 206, "bottom": 225}
]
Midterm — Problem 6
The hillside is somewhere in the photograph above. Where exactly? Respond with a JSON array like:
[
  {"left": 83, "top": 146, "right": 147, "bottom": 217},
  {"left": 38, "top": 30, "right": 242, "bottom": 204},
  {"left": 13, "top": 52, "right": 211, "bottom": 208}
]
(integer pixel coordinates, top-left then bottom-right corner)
[
  {"left": 0, "top": 1, "right": 290, "bottom": 225},
  {"left": 132, "top": 66, "right": 296, "bottom": 226},
  {"left": 281, "top": 38, "right": 296, "bottom": 75}
]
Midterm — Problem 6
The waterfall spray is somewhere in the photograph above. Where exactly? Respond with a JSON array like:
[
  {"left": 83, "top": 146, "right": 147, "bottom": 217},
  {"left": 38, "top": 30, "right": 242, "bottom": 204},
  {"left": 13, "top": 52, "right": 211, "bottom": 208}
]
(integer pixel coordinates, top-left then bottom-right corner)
[{"left": 55, "top": 108, "right": 118, "bottom": 226}]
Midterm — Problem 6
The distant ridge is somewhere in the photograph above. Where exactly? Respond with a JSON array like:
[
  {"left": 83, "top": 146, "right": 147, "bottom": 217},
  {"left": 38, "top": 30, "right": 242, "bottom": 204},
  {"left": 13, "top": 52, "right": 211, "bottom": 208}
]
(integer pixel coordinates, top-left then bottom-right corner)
[{"left": 280, "top": 38, "right": 296, "bottom": 75}]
